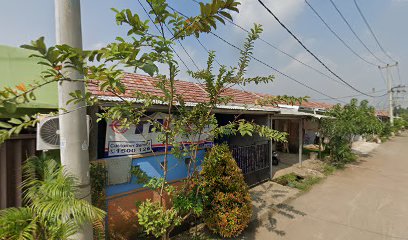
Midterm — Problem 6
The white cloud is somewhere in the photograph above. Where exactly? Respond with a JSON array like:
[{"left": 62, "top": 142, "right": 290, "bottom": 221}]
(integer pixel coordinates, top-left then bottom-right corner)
[
  {"left": 89, "top": 42, "right": 105, "bottom": 50},
  {"left": 234, "top": 0, "right": 305, "bottom": 34}
]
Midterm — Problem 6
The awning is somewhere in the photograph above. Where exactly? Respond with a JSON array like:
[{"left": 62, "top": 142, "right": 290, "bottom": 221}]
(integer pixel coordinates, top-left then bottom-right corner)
[{"left": 277, "top": 109, "right": 333, "bottom": 119}]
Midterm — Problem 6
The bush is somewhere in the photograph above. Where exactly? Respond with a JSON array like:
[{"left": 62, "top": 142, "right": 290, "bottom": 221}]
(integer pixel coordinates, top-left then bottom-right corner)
[
  {"left": 273, "top": 173, "right": 322, "bottom": 192},
  {"left": 200, "top": 144, "right": 252, "bottom": 238},
  {"left": 328, "top": 138, "right": 357, "bottom": 166}
]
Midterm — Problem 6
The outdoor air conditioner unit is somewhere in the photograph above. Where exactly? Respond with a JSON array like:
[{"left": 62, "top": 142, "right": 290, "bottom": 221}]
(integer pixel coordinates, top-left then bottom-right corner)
[{"left": 36, "top": 115, "right": 91, "bottom": 150}]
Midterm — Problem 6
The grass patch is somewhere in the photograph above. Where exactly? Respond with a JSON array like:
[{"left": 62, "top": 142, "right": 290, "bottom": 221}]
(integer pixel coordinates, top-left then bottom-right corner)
[
  {"left": 273, "top": 173, "right": 322, "bottom": 192},
  {"left": 322, "top": 164, "right": 336, "bottom": 176}
]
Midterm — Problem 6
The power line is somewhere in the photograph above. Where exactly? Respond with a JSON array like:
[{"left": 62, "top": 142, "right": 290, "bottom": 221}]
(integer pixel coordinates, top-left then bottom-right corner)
[
  {"left": 378, "top": 67, "right": 387, "bottom": 85},
  {"left": 304, "top": 0, "right": 378, "bottom": 67},
  {"left": 353, "top": 0, "right": 397, "bottom": 63},
  {"left": 257, "top": 0, "right": 381, "bottom": 98},
  {"left": 328, "top": 0, "right": 388, "bottom": 65},
  {"left": 209, "top": 31, "right": 347, "bottom": 104},
  {"left": 396, "top": 63, "right": 403, "bottom": 85},
  {"left": 217, "top": 14, "right": 346, "bottom": 87},
  {"left": 185, "top": 0, "right": 349, "bottom": 87},
  {"left": 147, "top": 0, "right": 200, "bottom": 70},
  {"left": 312, "top": 89, "right": 387, "bottom": 101},
  {"left": 136, "top": 0, "right": 192, "bottom": 72},
  {"left": 165, "top": 5, "right": 266, "bottom": 100},
  {"left": 167, "top": 3, "right": 347, "bottom": 104}
]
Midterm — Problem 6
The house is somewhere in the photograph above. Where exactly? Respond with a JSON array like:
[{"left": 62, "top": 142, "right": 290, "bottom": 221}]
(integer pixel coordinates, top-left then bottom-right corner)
[
  {"left": 376, "top": 110, "right": 389, "bottom": 122},
  {"left": 87, "top": 72, "right": 333, "bottom": 237},
  {"left": 0, "top": 45, "right": 58, "bottom": 209},
  {"left": 0, "top": 48, "right": 333, "bottom": 235}
]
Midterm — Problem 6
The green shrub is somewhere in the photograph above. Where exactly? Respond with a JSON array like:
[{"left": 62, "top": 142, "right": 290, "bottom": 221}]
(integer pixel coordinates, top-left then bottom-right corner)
[
  {"left": 273, "top": 173, "right": 321, "bottom": 192},
  {"left": 381, "top": 122, "right": 393, "bottom": 139},
  {"left": 137, "top": 200, "right": 181, "bottom": 239},
  {"left": 328, "top": 138, "right": 357, "bottom": 166},
  {"left": 273, "top": 173, "right": 299, "bottom": 186},
  {"left": 200, "top": 144, "right": 252, "bottom": 238},
  {"left": 322, "top": 164, "right": 337, "bottom": 176}
]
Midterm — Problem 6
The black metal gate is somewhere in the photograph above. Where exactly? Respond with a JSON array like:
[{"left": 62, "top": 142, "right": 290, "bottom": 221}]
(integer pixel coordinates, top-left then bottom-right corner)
[{"left": 231, "top": 143, "right": 270, "bottom": 187}]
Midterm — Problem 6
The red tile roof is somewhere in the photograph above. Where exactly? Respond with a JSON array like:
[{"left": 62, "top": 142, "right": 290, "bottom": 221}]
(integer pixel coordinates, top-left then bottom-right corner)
[
  {"left": 88, "top": 72, "right": 332, "bottom": 110},
  {"left": 376, "top": 110, "right": 389, "bottom": 117}
]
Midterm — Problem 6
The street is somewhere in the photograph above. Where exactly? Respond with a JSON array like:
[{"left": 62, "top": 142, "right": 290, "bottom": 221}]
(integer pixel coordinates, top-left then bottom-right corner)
[{"left": 242, "top": 133, "right": 408, "bottom": 240}]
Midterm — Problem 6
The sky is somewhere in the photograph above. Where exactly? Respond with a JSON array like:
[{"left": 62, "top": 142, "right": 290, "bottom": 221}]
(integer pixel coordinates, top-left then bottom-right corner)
[{"left": 1, "top": 0, "right": 407, "bottom": 109}]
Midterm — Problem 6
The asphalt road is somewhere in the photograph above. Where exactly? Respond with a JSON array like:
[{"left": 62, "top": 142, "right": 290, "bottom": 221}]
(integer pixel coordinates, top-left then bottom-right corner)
[{"left": 241, "top": 133, "right": 408, "bottom": 240}]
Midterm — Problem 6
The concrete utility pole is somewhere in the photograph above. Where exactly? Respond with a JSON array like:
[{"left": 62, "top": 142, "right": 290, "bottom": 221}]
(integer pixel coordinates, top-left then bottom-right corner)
[
  {"left": 379, "top": 62, "right": 398, "bottom": 126},
  {"left": 55, "top": 1, "right": 92, "bottom": 239}
]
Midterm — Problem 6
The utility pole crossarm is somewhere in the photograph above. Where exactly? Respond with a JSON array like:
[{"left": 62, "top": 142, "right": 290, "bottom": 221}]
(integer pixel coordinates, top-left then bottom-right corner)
[{"left": 378, "top": 62, "right": 399, "bottom": 126}]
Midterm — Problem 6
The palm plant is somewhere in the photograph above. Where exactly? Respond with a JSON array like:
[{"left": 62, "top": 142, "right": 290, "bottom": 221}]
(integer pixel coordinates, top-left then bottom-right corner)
[{"left": 0, "top": 154, "right": 105, "bottom": 240}]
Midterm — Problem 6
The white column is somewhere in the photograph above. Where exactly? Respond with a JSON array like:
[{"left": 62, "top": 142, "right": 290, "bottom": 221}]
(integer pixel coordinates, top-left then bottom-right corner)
[
  {"left": 298, "top": 118, "right": 303, "bottom": 166},
  {"left": 55, "top": 1, "right": 92, "bottom": 239},
  {"left": 268, "top": 115, "right": 273, "bottom": 180}
]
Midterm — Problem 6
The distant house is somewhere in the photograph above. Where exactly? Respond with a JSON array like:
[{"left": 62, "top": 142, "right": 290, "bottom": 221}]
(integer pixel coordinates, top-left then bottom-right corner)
[{"left": 376, "top": 110, "right": 389, "bottom": 122}]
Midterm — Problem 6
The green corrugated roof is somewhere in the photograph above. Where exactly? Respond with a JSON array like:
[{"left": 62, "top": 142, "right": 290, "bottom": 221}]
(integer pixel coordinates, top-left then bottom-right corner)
[{"left": 0, "top": 44, "right": 58, "bottom": 117}]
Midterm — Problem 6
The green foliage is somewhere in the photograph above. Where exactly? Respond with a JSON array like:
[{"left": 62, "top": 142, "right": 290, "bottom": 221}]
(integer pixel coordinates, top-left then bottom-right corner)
[
  {"left": 173, "top": 182, "right": 205, "bottom": 217},
  {"left": 256, "top": 95, "right": 309, "bottom": 107},
  {"left": 137, "top": 200, "right": 182, "bottom": 239},
  {"left": 322, "top": 164, "right": 337, "bottom": 176},
  {"left": 200, "top": 145, "right": 252, "bottom": 238},
  {"left": 321, "top": 99, "right": 381, "bottom": 165},
  {"left": 0, "top": 115, "right": 40, "bottom": 144},
  {"left": 0, "top": 1, "right": 310, "bottom": 239},
  {"left": 0, "top": 154, "right": 105, "bottom": 240},
  {"left": 90, "top": 162, "right": 107, "bottom": 210},
  {"left": 393, "top": 118, "right": 407, "bottom": 132},
  {"left": 273, "top": 173, "right": 322, "bottom": 192}
]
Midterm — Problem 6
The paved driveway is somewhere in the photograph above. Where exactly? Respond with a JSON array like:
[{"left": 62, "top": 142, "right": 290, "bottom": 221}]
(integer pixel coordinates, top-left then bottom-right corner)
[{"left": 241, "top": 133, "right": 408, "bottom": 240}]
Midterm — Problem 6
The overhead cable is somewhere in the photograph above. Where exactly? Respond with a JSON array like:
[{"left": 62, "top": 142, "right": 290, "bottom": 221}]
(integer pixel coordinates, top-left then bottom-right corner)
[
  {"left": 304, "top": 0, "right": 378, "bottom": 67},
  {"left": 257, "top": 0, "right": 382, "bottom": 98},
  {"left": 353, "top": 0, "right": 397, "bottom": 62},
  {"left": 167, "top": 3, "right": 347, "bottom": 103},
  {"left": 328, "top": 0, "right": 388, "bottom": 65}
]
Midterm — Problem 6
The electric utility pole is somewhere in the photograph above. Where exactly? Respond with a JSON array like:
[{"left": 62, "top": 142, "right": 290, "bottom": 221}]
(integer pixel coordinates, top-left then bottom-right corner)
[
  {"left": 379, "top": 62, "right": 399, "bottom": 126},
  {"left": 55, "top": 1, "right": 92, "bottom": 239}
]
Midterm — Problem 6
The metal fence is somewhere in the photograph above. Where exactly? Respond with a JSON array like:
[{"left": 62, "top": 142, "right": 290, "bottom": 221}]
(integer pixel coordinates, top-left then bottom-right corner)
[
  {"left": 0, "top": 134, "right": 37, "bottom": 209},
  {"left": 231, "top": 143, "right": 270, "bottom": 187}
]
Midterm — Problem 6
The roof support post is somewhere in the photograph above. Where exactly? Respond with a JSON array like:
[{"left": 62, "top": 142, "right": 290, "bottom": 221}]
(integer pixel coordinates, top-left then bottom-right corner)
[
  {"left": 298, "top": 118, "right": 303, "bottom": 167},
  {"left": 268, "top": 114, "right": 274, "bottom": 180}
]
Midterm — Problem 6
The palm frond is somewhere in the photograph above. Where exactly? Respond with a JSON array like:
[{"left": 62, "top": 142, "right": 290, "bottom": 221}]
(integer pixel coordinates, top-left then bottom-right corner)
[{"left": 0, "top": 207, "right": 37, "bottom": 240}]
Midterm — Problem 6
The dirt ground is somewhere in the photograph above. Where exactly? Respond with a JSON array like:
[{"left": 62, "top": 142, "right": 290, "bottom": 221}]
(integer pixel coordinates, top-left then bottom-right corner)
[{"left": 239, "top": 133, "right": 408, "bottom": 240}]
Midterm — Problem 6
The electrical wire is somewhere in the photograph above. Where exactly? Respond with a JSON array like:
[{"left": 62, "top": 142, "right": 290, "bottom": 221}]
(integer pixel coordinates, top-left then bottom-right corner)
[
  {"left": 328, "top": 0, "right": 388, "bottom": 65},
  {"left": 136, "top": 0, "right": 192, "bottom": 72},
  {"left": 312, "top": 90, "right": 387, "bottom": 101},
  {"left": 353, "top": 0, "right": 397, "bottom": 63},
  {"left": 167, "top": 2, "right": 350, "bottom": 104},
  {"left": 304, "top": 0, "right": 378, "bottom": 67},
  {"left": 396, "top": 64, "right": 403, "bottom": 85},
  {"left": 209, "top": 31, "right": 347, "bottom": 104},
  {"left": 185, "top": 0, "right": 350, "bottom": 87},
  {"left": 257, "top": 0, "right": 382, "bottom": 98}
]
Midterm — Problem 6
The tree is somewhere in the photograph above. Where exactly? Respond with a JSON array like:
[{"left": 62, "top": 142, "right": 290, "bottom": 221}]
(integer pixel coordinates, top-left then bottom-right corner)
[
  {"left": 321, "top": 99, "right": 383, "bottom": 165},
  {"left": 0, "top": 154, "right": 105, "bottom": 240},
  {"left": 0, "top": 1, "right": 306, "bottom": 238}
]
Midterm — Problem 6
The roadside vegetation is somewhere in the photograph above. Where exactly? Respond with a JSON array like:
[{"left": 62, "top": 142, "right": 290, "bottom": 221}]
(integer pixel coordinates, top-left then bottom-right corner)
[
  {"left": 273, "top": 173, "right": 322, "bottom": 192},
  {"left": 0, "top": 154, "right": 105, "bottom": 240},
  {"left": 321, "top": 99, "right": 406, "bottom": 167},
  {"left": 0, "top": 0, "right": 309, "bottom": 239}
]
